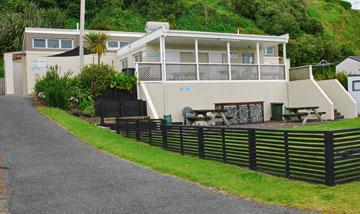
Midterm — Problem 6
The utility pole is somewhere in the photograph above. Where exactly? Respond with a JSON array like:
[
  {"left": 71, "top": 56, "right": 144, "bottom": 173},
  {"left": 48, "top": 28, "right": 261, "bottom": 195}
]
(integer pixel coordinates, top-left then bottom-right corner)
[{"left": 79, "top": 0, "right": 85, "bottom": 70}]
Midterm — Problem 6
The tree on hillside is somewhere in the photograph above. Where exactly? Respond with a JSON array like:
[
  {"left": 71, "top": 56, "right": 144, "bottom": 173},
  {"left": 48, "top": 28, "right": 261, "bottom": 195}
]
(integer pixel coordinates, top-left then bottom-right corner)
[
  {"left": 84, "top": 32, "right": 109, "bottom": 65},
  {"left": 0, "top": 1, "right": 67, "bottom": 55}
]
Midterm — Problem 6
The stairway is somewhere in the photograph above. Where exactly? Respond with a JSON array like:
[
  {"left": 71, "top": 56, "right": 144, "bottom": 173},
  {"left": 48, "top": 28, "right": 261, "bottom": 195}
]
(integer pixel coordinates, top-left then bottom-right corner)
[{"left": 334, "top": 109, "right": 345, "bottom": 120}]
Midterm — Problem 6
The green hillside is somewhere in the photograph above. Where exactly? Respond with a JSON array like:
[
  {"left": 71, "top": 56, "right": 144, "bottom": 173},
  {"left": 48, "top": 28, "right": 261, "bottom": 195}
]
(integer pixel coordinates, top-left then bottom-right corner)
[{"left": 0, "top": 0, "right": 359, "bottom": 74}]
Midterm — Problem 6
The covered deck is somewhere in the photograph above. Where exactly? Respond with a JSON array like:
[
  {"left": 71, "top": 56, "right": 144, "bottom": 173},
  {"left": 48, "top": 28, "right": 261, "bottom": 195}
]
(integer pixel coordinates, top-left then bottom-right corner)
[{"left": 118, "top": 28, "right": 289, "bottom": 82}]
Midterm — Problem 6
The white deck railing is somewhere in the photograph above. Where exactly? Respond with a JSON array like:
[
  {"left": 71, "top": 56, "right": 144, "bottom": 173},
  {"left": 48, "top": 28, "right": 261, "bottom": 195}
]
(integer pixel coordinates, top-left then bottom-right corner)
[
  {"left": 136, "top": 62, "right": 286, "bottom": 82},
  {"left": 289, "top": 65, "right": 312, "bottom": 81}
]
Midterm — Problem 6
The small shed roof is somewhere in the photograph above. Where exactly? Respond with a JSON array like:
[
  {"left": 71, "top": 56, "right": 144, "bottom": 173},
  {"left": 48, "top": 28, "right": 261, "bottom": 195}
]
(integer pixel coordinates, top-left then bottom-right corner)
[{"left": 349, "top": 56, "right": 360, "bottom": 62}]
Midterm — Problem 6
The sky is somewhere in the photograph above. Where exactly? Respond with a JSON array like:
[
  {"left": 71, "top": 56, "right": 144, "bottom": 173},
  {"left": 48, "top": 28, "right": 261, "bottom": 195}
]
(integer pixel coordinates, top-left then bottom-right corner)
[{"left": 345, "top": 0, "right": 360, "bottom": 9}]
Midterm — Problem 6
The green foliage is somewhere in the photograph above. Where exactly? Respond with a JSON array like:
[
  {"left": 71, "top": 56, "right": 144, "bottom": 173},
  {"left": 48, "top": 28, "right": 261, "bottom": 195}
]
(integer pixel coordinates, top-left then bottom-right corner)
[
  {"left": 78, "top": 64, "right": 116, "bottom": 97},
  {"left": 84, "top": 32, "right": 109, "bottom": 65},
  {"left": 109, "top": 72, "right": 137, "bottom": 91},
  {"left": 34, "top": 66, "right": 73, "bottom": 109},
  {"left": 0, "top": 1, "right": 67, "bottom": 55},
  {"left": 79, "top": 98, "right": 95, "bottom": 117},
  {"left": 312, "top": 65, "right": 348, "bottom": 89},
  {"left": 0, "top": 59, "right": 4, "bottom": 78},
  {"left": 1, "top": 0, "right": 360, "bottom": 66}
]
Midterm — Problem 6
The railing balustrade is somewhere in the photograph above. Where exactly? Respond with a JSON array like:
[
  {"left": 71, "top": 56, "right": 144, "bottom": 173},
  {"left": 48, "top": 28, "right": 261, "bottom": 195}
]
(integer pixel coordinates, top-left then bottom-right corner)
[
  {"left": 199, "top": 64, "right": 229, "bottom": 80},
  {"left": 260, "top": 65, "right": 286, "bottom": 80},
  {"left": 231, "top": 64, "right": 258, "bottom": 80},
  {"left": 166, "top": 63, "right": 197, "bottom": 81},
  {"left": 136, "top": 62, "right": 287, "bottom": 81}
]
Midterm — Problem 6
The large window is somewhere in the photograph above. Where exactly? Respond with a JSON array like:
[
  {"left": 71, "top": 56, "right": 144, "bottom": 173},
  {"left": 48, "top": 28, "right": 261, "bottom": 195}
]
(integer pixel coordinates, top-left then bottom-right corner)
[
  {"left": 33, "top": 39, "right": 46, "bottom": 48},
  {"left": 48, "top": 39, "right": 60, "bottom": 48},
  {"left": 242, "top": 53, "right": 254, "bottom": 64},
  {"left": 32, "top": 38, "right": 73, "bottom": 49},
  {"left": 107, "top": 41, "right": 130, "bottom": 50}
]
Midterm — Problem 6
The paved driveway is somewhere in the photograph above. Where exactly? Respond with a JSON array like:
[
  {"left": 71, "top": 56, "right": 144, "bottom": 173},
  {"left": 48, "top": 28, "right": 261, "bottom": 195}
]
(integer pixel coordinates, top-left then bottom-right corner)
[{"left": 0, "top": 96, "right": 305, "bottom": 213}]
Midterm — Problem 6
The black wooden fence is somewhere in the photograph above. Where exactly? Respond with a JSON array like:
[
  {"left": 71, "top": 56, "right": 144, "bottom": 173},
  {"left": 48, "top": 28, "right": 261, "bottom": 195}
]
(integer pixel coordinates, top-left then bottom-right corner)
[{"left": 115, "top": 118, "right": 360, "bottom": 186}]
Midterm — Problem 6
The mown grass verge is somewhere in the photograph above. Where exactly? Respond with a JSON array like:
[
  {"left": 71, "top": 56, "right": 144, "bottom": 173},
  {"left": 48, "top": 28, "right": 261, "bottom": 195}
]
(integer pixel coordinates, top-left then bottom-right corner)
[{"left": 38, "top": 106, "right": 360, "bottom": 213}]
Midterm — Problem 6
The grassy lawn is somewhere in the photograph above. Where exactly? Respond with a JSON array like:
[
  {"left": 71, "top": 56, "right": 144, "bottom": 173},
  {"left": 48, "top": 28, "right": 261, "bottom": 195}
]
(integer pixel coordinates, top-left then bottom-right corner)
[
  {"left": 284, "top": 117, "right": 360, "bottom": 131},
  {"left": 38, "top": 106, "right": 360, "bottom": 213}
]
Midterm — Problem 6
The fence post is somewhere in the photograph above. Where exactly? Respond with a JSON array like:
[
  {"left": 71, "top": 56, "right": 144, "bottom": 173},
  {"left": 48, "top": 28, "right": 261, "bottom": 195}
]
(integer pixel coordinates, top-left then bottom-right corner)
[
  {"left": 148, "top": 119, "right": 152, "bottom": 145},
  {"left": 222, "top": 128, "right": 226, "bottom": 162},
  {"left": 161, "top": 124, "right": 168, "bottom": 149},
  {"left": 248, "top": 129, "right": 256, "bottom": 170},
  {"left": 100, "top": 99, "right": 105, "bottom": 126},
  {"left": 180, "top": 126, "right": 184, "bottom": 155},
  {"left": 198, "top": 127, "right": 204, "bottom": 159},
  {"left": 125, "top": 119, "right": 129, "bottom": 137},
  {"left": 136, "top": 120, "right": 140, "bottom": 141},
  {"left": 284, "top": 131, "right": 290, "bottom": 177},
  {"left": 324, "top": 131, "right": 335, "bottom": 186},
  {"left": 115, "top": 117, "right": 120, "bottom": 134}
]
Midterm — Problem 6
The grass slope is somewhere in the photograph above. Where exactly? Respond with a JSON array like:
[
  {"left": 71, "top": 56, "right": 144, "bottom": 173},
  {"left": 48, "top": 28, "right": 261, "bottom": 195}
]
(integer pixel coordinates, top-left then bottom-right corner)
[
  {"left": 284, "top": 117, "right": 360, "bottom": 131},
  {"left": 307, "top": 0, "right": 360, "bottom": 55},
  {"left": 38, "top": 106, "right": 360, "bottom": 214}
]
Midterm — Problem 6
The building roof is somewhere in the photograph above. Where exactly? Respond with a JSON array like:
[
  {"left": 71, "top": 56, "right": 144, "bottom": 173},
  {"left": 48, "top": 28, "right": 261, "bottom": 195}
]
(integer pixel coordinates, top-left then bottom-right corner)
[
  {"left": 24, "top": 27, "right": 145, "bottom": 38},
  {"left": 117, "top": 27, "right": 289, "bottom": 56},
  {"left": 349, "top": 56, "right": 360, "bottom": 62}
]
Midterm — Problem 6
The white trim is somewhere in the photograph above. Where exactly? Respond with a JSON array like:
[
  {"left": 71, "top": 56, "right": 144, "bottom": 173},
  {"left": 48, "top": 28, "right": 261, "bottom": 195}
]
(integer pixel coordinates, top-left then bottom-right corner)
[
  {"left": 256, "top": 42, "right": 261, "bottom": 80},
  {"left": 25, "top": 27, "right": 144, "bottom": 37},
  {"left": 140, "top": 80, "right": 287, "bottom": 84},
  {"left": 117, "top": 28, "right": 289, "bottom": 57},
  {"left": 195, "top": 39, "right": 199, "bottom": 81},
  {"left": 227, "top": 41, "right": 232, "bottom": 80},
  {"left": 140, "top": 82, "right": 159, "bottom": 119}
]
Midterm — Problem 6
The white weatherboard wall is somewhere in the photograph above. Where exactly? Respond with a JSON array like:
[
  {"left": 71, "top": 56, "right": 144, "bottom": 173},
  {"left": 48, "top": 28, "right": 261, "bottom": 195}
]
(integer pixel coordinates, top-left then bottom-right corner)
[
  {"left": 288, "top": 79, "right": 334, "bottom": 120},
  {"left": 139, "top": 81, "right": 288, "bottom": 122},
  {"left": 317, "top": 79, "right": 357, "bottom": 119},
  {"left": 4, "top": 53, "right": 14, "bottom": 95},
  {"left": 5, "top": 52, "right": 118, "bottom": 95}
]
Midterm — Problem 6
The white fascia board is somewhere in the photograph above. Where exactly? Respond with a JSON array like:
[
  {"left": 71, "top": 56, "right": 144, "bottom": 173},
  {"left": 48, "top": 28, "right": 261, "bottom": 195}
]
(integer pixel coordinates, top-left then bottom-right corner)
[
  {"left": 166, "top": 30, "right": 289, "bottom": 43},
  {"left": 117, "top": 28, "right": 165, "bottom": 57},
  {"left": 24, "top": 28, "right": 144, "bottom": 38}
]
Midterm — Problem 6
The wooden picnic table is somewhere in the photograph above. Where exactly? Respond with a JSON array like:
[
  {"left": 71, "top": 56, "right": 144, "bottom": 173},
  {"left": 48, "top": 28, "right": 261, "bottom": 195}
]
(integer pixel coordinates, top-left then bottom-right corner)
[
  {"left": 284, "top": 106, "right": 324, "bottom": 124},
  {"left": 192, "top": 109, "right": 231, "bottom": 126}
]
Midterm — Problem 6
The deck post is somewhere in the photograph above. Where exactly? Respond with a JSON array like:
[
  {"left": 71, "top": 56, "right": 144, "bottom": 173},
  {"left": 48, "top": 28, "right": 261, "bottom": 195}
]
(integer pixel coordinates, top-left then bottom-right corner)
[
  {"left": 282, "top": 43, "right": 288, "bottom": 81},
  {"left": 256, "top": 42, "right": 261, "bottom": 80},
  {"left": 160, "top": 36, "right": 166, "bottom": 82},
  {"left": 195, "top": 39, "right": 199, "bottom": 81},
  {"left": 227, "top": 41, "right": 232, "bottom": 80}
]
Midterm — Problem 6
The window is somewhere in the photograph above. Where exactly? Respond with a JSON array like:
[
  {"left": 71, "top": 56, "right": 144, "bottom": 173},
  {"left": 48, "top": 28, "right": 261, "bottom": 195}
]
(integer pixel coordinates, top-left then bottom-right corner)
[
  {"left": 120, "top": 41, "right": 129, "bottom": 48},
  {"left": 33, "top": 39, "right": 46, "bottom": 48},
  {"left": 32, "top": 38, "right": 73, "bottom": 49},
  {"left": 264, "top": 46, "right": 275, "bottom": 56},
  {"left": 61, "top": 39, "right": 72, "bottom": 49},
  {"left": 133, "top": 52, "right": 143, "bottom": 63},
  {"left": 47, "top": 39, "right": 60, "bottom": 48},
  {"left": 353, "top": 80, "right": 360, "bottom": 91},
  {"left": 107, "top": 41, "right": 119, "bottom": 49},
  {"left": 107, "top": 41, "right": 130, "bottom": 50},
  {"left": 242, "top": 53, "right": 254, "bottom": 64},
  {"left": 120, "top": 58, "right": 128, "bottom": 70}
]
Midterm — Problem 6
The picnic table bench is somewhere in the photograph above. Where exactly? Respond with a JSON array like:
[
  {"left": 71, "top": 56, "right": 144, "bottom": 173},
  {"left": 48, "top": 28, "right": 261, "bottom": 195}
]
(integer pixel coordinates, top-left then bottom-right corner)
[
  {"left": 191, "top": 109, "right": 231, "bottom": 126},
  {"left": 282, "top": 106, "right": 325, "bottom": 124}
]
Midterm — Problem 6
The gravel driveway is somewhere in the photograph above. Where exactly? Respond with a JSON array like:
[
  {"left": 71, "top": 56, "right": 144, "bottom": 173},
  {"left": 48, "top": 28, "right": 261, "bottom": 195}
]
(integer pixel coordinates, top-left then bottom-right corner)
[{"left": 0, "top": 96, "right": 306, "bottom": 214}]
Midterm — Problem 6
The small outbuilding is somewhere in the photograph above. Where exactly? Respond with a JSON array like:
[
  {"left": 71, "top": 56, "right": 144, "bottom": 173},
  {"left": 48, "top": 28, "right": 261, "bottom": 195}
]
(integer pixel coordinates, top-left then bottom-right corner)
[{"left": 336, "top": 56, "right": 360, "bottom": 75}]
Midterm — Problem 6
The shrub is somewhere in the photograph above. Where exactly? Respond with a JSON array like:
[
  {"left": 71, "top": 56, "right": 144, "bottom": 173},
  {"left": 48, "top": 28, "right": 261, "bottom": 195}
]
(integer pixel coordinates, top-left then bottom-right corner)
[
  {"left": 109, "top": 72, "right": 137, "bottom": 91},
  {"left": 79, "top": 98, "right": 95, "bottom": 117},
  {"left": 78, "top": 63, "right": 116, "bottom": 97},
  {"left": 34, "top": 66, "right": 73, "bottom": 109}
]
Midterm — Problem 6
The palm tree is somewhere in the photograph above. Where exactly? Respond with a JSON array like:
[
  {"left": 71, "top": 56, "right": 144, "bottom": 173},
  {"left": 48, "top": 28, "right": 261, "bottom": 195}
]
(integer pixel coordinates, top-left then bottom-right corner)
[{"left": 84, "top": 32, "right": 109, "bottom": 65}]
